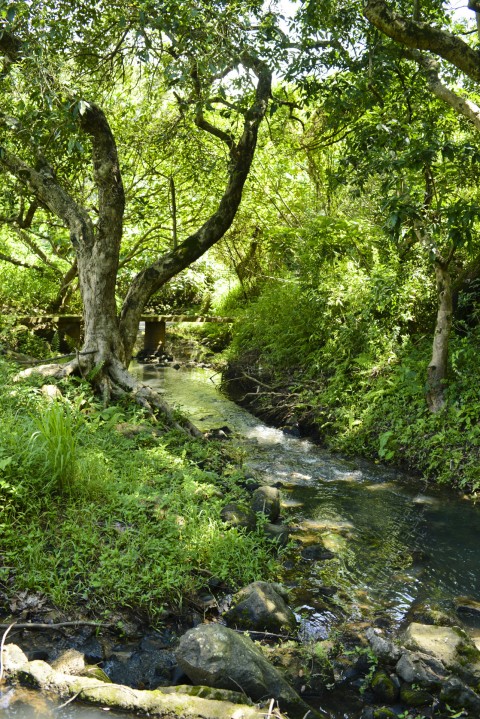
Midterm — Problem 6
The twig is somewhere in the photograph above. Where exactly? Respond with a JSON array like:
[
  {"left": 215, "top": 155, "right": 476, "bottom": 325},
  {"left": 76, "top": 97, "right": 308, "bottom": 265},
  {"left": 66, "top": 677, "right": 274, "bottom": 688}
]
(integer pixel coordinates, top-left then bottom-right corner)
[
  {"left": 265, "top": 697, "right": 275, "bottom": 719},
  {"left": 55, "top": 691, "right": 81, "bottom": 710},
  {"left": 16, "top": 350, "right": 97, "bottom": 365},
  {"left": 0, "top": 621, "right": 112, "bottom": 631},
  {"left": 0, "top": 622, "right": 16, "bottom": 681}
]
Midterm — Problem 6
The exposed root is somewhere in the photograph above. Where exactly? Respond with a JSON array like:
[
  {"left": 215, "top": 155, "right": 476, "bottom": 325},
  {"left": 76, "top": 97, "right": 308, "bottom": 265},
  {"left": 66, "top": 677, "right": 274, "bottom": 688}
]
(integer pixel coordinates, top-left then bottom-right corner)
[{"left": 15, "top": 357, "right": 203, "bottom": 438}]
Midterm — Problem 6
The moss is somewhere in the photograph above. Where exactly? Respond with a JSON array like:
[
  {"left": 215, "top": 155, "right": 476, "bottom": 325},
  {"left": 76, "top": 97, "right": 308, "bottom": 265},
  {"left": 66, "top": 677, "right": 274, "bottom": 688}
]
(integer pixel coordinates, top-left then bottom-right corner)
[{"left": 399, "top": 684, "right": 434, "bottom": 707}]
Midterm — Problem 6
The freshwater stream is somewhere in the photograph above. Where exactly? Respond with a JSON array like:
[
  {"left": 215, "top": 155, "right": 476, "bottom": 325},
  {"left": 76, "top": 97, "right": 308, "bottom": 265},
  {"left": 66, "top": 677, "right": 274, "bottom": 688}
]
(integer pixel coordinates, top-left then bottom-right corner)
[
  {"left": 136, "top": 364, "right": 480, "bottom": 634},
  {"left": 2, "top": 363, "right": 480, "bottom": 719}
]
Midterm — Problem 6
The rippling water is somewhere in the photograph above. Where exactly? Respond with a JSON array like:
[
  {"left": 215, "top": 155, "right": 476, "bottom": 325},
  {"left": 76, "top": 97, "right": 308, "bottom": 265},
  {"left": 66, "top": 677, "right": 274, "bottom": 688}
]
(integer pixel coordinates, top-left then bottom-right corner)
[{"left": 135, "top": 364, "right": 480, "bottom": 631}]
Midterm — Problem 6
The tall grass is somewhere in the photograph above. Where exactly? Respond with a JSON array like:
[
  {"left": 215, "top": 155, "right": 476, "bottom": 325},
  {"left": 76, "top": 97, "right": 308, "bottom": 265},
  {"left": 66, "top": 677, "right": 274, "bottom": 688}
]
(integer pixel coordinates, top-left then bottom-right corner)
[{"left": 27, "top": 401, "right": 80, "bottom": 495}]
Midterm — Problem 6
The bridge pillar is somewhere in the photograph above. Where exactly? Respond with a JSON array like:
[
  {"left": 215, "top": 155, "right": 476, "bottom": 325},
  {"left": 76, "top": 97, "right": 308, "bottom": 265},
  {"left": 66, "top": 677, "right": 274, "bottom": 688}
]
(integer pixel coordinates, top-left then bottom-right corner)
[
  {"left": 57, "top": 316, "right": 82, "bottom": 350},
  {"left": 144, "top": 319, "right": 166, "bottom": 354}
]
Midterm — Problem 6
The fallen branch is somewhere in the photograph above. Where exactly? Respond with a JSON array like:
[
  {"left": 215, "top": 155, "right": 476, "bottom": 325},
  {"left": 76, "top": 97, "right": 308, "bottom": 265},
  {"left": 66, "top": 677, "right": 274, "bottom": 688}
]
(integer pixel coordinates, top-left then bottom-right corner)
[{"left": 0, "top": 621, "right": 111, "bottom": 631}]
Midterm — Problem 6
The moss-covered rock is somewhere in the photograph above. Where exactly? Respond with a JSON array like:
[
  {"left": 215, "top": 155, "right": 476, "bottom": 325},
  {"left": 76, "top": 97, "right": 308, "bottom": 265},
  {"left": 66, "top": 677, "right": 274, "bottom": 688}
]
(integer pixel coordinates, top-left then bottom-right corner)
[
  {"left": 399, "top": 684, "right": 433, "bottom": 706},
  {"left": 370, "top": 671, "right": 399, "bottom": 703}
]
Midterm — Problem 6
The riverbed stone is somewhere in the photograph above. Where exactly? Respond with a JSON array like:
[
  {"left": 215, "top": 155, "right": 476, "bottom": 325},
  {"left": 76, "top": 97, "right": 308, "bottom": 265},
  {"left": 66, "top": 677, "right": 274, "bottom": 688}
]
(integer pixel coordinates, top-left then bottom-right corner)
[
  {"left": 440, "top": 676, "right": 480, "bottom": 714},
  {"left": 251, "top": 487, "right": 281, "bottom": 522},
  {"left": 176, "top": 623, "right": 314, "bottom": 717},
  {"left": 263, "top": 522, "right": 290, "bottom": 547},
  {"left": 365, "top": 628, "right": 401, "bottom": 663},
  {"left": 370, "top": 671, "right": 399, "bottom": 703},
  {"left": 220, "top": 503, "right": 256, "bottom": 531},
  {"left": 402, "top": 622, "right": 480, "bottom": 685},
  {"left": 455, "top": 595, "right": 480, "bottom": 618},
  {"left": 224, "top": 581, "right": 297, "bottom": 634},
  {"left": 395, "top": 650, "right": 447, "bottom": 689},
  {"left": 399, "top": 684, "right": 433, "bottom": 706}
]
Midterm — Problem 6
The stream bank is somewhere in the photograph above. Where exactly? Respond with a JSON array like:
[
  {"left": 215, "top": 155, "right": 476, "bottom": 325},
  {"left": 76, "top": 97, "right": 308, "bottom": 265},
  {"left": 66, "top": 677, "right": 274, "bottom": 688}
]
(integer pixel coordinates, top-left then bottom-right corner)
[{"left": 2, "top": 352, "right": 480, "bottom": 718}]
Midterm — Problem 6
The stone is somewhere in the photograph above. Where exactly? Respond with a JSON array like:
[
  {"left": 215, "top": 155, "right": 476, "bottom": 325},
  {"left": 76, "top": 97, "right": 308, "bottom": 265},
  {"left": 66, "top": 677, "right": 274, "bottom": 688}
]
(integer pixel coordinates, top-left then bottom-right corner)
[
  {"left": 365, "top": 628, "right": 401, "bottom": 663},
  {"left": 372, "top": 709, "right": 397, "bottom": 719},
  {"left": 51, "top": 648, "right": 86, "bottom": 675},
  {"left": 455, "top": 596, "right": 480, "bottom": 618},
  {"left": 300, "top": 543, "right": 334, "bottom": 561},
  {"left": 440, "top": 676, "right": 480, "bottom": 714},
  {"left": 1, "top": 644, "right": 28, "bottom": 675},
  {"left": 399, "top": 684, "right": 434, "bottom": 706},
  {"left": 224, "top": 581, "right": 297, "bottom": 634},
  {"left": 402, "top": 622, "right": 480, "bottom": 685},
  {"left": 41, "top": 384, "right": 62, "bottom": 400},
  {"left": 395, "top": 650, "right": 446, "bottom": 689},
  {"left": 176, "top": 623, "right": 315, "bottom": 717},
  {"left": 263, "top": 523, "right": 290, "bottom": 547},
  {"left": 370, "top": 671, "right": 399, "bottom": 703},
  {"left": 251, "top": 487, "right": 281, "bottom": 522},
  {"left": 220, "top": 503, "right": 256, "bottom": 531}
]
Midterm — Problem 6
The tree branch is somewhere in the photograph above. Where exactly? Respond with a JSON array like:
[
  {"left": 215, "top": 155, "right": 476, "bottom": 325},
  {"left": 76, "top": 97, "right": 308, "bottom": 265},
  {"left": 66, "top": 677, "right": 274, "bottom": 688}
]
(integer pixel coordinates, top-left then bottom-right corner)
[
  {"left": 119, "top": 54, "right": 272, "bottom": 356},
  {"left": 364, "top": 0, "right": 480, "bottom": 82}
]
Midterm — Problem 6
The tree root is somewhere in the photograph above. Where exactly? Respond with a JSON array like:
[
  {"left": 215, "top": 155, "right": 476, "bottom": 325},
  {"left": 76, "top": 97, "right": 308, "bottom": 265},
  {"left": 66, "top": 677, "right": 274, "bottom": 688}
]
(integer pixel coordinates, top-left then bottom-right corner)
[{"left": 15, "top": 358, "right": 203, "bottom": 438}]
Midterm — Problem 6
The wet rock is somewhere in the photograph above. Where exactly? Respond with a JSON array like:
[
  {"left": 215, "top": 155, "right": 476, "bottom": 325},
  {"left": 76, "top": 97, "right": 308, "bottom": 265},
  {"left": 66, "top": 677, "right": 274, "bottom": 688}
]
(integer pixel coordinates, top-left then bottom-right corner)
[
  {"left": 370, "top": 671, "right": 399, "bottom": 703},
  {"left": 403, "top": 622, "right": 480, "bottom": 685},
  {"left": 372, "top": 709, "right": 397, "bottom": 719},
  {"left": 224, "top": 581, "right": 297, "bottom": 634},
  {"left": 1, "top": 644, "right": 28, "bottom": 675},
  {"left": 440, "top": 675, "right": 480, "bottom": 714},
  {"left": 176, "top": 623, "right": 315, "bottom": 717},
  {"left": 365, "top": 628, "right": 401, "bottom": 663},
  {"left": 220, "top": 503, "right": 256, "bottom": 531},
  {"left": 300, "top": 543, "right": 334, "bottom": 561},
  {"left": 264, "top": 522, "right": 290, "bottom": 547},
  {"left": 251, "top": 486, "right": 281, "bottom": 522},
  {"left": 455, "top": 595, "right": 480, "bottom": 618},
  {"left": 395, "top": 650, "right": 446, "bottom": 689}
]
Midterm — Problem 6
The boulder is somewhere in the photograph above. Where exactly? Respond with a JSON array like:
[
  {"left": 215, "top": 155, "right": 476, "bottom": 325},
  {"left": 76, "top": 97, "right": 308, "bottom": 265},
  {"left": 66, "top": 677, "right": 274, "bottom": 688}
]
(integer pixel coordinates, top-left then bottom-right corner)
[
  {"left": 399, "top": 684, "right": 433, "bottom": 706},
  {"left": 223, "top": 581, "right": 297, "bottom": 634},
  {"left": 370, "top": 671, "right": 399, "bottom": 703},
  {"left": 176, "top": 623, "right": 315, "bottom": 717},
  {"left": 395, "top": 650, "right": 447, "bottom": 689},
  {"left": 455, "top": 595, "right": 480, "bottom": 618},
  {"left": 251, "top": 487, "right": 280, "bottom": 522},
  {"left": 402, "top": 622, "right": 480, "bottom": 685}
]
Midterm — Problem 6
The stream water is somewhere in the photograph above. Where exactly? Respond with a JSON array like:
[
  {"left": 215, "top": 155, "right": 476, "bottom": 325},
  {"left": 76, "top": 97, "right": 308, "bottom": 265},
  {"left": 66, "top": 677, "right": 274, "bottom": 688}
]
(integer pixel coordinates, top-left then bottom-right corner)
[
  {"left": 136, "top": 364, "right": 480, "bottom": 636},
  {"left": 2, "top": 363, "right": 480, "bottom": 719}
]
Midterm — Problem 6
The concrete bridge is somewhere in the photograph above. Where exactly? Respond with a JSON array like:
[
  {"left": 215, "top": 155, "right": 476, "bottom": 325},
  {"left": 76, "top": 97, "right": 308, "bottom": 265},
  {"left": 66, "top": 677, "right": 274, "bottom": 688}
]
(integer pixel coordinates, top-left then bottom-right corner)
[{"left": 11, "top": 314, "right": 233, "bottom": 354}]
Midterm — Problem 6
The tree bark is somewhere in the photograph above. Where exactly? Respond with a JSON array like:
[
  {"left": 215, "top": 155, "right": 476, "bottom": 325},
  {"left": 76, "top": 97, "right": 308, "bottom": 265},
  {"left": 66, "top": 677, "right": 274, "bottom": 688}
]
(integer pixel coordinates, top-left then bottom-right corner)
[
  {"left": 364, "top": 0, "right": 480, "bottom": 82},
  {"left": 118, "top": 56, "right": 272, "bottom": 361},
  {"left": 427, "top": 261, "right": 453, "bottom": 413}
]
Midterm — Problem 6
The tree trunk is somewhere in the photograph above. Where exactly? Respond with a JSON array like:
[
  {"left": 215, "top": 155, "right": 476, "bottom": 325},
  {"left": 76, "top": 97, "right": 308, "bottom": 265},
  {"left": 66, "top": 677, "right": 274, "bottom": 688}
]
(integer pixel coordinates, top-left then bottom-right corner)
[{"left": 427, "top": 261, "right": 453, "bottom": 413}]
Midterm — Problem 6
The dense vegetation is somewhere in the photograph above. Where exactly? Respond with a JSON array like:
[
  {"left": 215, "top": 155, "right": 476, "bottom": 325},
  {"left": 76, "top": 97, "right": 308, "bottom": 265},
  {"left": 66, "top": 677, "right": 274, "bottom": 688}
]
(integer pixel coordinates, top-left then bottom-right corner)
[
  {"left": 1, "top": 0, "right": 480, "bottom": 586},
  {"left": 0, "top": 358, "right": 279, "bottom": 618}
]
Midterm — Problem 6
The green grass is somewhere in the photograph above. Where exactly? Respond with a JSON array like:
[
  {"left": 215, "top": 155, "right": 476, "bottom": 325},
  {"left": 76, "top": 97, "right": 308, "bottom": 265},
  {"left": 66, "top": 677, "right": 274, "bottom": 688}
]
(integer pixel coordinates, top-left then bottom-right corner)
[{"left": 0, "top": 358, "right": 280, "bottom": 620}]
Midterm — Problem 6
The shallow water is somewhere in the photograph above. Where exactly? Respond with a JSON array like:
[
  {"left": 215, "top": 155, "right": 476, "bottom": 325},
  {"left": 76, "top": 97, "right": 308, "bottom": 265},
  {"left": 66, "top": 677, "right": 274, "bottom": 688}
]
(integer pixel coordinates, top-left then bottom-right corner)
[{"left": 136, "top": 364, "right": 480, "bottom": 632}]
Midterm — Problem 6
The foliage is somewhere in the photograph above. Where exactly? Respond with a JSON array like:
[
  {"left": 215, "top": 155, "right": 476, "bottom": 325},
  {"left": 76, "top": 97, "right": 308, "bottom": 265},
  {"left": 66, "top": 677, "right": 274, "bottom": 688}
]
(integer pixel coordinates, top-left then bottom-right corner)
[{"left": 0, "top": 358, "right": 280, "bottom": 618}]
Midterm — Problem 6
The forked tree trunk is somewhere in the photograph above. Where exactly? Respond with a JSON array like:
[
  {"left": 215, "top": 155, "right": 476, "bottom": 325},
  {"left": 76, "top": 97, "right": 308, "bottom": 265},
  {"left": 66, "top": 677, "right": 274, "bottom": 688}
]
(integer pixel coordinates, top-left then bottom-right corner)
[
  {"left": 0, "top": 29, "right": 271, "bottom": 431},
  {"left": 426, "top": 260, "right": 453, "bottom": 413}
]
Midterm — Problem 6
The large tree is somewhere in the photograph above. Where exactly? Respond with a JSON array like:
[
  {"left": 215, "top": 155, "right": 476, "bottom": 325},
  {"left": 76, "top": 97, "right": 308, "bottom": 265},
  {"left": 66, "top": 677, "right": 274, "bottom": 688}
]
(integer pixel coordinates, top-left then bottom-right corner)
[
  {"left": 0, "top": 1, "right": 271, "bottom": 425},
  {"left": 362, "top": 0, "right": 480, "bottom": 409}
]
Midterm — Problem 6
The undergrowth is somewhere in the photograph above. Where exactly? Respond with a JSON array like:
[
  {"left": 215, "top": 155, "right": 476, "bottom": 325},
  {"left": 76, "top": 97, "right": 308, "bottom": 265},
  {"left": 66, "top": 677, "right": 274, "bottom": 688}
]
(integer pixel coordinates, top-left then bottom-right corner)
[
  {"left": 0, "top": 359, "right": 279, "bottom": 620},
  {"left": 223, "top": 249, "right": 480, "bottom": 494}
]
